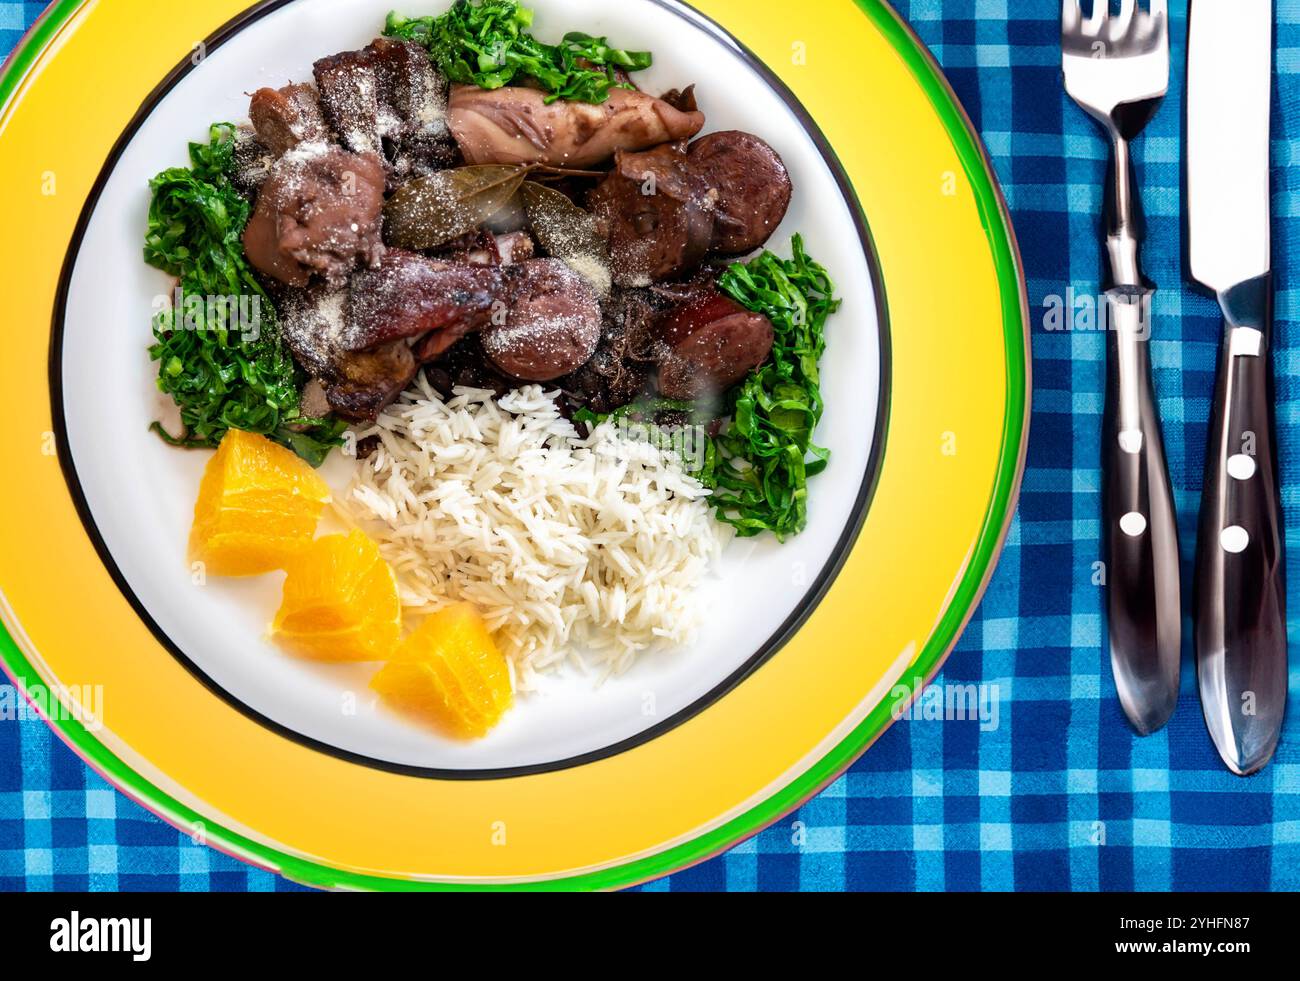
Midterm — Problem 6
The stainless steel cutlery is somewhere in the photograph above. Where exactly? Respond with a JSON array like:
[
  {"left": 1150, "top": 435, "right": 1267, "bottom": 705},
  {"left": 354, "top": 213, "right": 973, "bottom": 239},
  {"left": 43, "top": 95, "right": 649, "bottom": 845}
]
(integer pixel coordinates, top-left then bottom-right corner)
[
  {"left": 1063, "top": 0, "right": 1182, "bottom": 736},
  {"left": 1062, "top": 0, "right": 1287, "bottom": 771},
  {"left": 1186, "top": 0, "right": 1286, "bottom": 776}
]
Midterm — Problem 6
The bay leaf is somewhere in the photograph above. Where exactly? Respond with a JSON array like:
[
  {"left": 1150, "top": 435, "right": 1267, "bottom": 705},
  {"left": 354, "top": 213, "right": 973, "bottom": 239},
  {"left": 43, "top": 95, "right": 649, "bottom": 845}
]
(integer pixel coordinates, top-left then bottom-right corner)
[
  {"left": 519, "top": 180, "right": 607, "bottom": 267},
  {"left": 383, "top": 165, "right": 528, "bottom": 250}
]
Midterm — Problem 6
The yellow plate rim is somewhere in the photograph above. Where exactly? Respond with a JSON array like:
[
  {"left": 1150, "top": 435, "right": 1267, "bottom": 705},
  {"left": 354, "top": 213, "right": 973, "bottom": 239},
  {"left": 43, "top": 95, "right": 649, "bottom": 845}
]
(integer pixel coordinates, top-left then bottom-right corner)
[{"left": 0, "top": 0, "right": 1030, "bottom": 890}]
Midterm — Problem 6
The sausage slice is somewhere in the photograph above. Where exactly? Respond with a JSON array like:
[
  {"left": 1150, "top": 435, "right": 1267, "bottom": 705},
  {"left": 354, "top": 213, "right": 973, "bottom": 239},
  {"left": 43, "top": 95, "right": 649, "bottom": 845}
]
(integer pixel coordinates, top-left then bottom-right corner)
[
  {"left": 588, "top": 142, "right": 716, "bottom": 287},
  {"left": 482, "top": 259, "right": 602, "bottom": 381},
  {"left": 656, "top": 290, "right": 774, "bottom": 399},
  {"left": 687, "top": 131, "right": 792, "bottom": 255}
]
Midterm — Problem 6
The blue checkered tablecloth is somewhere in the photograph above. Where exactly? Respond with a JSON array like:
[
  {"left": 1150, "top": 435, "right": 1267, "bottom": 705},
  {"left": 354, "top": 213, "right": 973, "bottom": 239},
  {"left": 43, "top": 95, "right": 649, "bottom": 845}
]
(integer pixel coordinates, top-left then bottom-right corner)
[{"left": 4, "top": 0, "right": 1300, "bottom": 892}]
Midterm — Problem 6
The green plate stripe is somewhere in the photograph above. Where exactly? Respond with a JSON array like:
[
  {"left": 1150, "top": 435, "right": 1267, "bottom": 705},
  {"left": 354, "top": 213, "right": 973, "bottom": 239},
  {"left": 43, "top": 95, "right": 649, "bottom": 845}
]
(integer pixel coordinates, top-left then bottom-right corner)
[
  {"left": 0, "top": 0, "right": 1028, "bottom": 891},
  {"left": 0, "top": 0, "right": 87, "bottom": 123}
]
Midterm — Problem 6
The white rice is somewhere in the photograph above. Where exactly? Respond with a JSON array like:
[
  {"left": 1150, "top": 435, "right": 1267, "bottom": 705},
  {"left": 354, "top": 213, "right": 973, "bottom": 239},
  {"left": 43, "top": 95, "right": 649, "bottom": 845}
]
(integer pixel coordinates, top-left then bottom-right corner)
[{"left": 340, "top": 377, "right": 724, "bottom": 687}]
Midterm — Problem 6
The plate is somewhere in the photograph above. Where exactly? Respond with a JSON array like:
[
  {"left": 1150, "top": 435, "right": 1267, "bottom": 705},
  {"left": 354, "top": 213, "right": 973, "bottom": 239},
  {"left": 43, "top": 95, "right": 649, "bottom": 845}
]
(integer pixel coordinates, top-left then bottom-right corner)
[
  {"left": 56, "top": 0, "right": 883, "bottom": 775},
  {"left": 0, "top": 0, "right": 1028, "bottom": 889}
]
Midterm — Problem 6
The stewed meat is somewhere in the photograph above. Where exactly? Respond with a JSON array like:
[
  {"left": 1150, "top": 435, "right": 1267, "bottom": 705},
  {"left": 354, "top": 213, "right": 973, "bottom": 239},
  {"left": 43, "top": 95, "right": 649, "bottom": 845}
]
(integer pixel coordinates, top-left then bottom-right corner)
[
  {"left": 313, "top": 49, "right": 383, "bottom": 156},
  {"left": 557, "top": 286, "right": 664, "bottom": 414},
  {"left": 230, "top": 125, "right": 274, "bottom": 196},
  {"left": 367, "top": 37, "right": 446, "bottom": 134},
  {"left": 655, "top": 290, "right": 774, "bottom": 399},
  {"left": 248, "top": 82, "right": 331, "bottom": 157},
  {"left": 658, "top": 85, "right": 700, "bottom": 115},
  {"left": 481, "top": 259, "right": 602, "bottom": 381},
  {"left": 279, "top": 249, "right": 507, "bottom": 418},
  {"left": 233, "top": 38, "right": 796, "bottom": 423},
  {"left": 279, "top": 287, "right": 347, "bottom": 381},
  {"left": 348, "top": 248, "right": 507, "bottom": 357},
  {"left": 488, "top": 230, "right": 536, "bottom": 266},
  {"left": 447, "top": 84, "right": 705, "bottom": 168},
  {"left": 243, "top": 142, "right": 387, "bottom": 287},
  {"left": 441, "top": 229, "right": 537, "bottom": 267},
  {"left": 279, "top": 287, "right": 418, "bottom": 420},
  {"left": 588, "top": 141, "right": 716, "bottom": 287},
  {"left": 326, "top": 342, "right": 419, "bottom": 420},
  {"left": 688, "top": 131, "right": 792, "bottom": 254},
  {"left": 313, "top": 37, "right": 453, "bottom": 180}
]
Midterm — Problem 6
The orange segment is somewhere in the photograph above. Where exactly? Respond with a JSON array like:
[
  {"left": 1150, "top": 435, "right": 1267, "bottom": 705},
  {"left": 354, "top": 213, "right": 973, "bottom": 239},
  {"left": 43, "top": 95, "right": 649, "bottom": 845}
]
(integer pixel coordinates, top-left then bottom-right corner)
[
  {"left": 372, "top": 603, "right": 513, "bottom": 738},
  {"left": 189, "top": 429, "right": 332, "bottom": 577},
  {"left": 272, "top": 530, "right": 401, "bottom": 662}
]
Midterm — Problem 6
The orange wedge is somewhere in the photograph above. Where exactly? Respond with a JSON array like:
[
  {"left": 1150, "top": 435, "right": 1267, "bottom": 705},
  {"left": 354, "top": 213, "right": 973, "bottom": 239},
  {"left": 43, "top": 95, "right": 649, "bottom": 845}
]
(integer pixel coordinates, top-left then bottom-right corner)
[
  {"left": 189, "top": 429, "right": 332, "bottom": 577},
  {"left": 371, "top": 602, "right": 513, "bottom": 738},
  {"left": 272, "top": 530, "right": 401, "bottom": 662}
]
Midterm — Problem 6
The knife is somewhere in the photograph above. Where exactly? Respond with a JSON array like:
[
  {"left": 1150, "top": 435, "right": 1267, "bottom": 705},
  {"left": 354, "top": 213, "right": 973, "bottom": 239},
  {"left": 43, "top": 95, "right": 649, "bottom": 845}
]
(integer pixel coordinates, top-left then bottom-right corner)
[{"left": 1187, "top": 0, "right": 1286, "bottom": 776}]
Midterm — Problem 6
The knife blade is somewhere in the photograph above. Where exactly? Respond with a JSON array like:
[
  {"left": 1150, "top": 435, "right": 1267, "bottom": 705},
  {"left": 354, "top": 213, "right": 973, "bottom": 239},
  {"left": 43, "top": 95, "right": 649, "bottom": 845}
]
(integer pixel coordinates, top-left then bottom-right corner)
[
  {"left": 1187, "top": 0, "right": 1286, "bottom": 776},
  {"left": 1188, "top": 2, "right": 1271, "bottom": 292}
]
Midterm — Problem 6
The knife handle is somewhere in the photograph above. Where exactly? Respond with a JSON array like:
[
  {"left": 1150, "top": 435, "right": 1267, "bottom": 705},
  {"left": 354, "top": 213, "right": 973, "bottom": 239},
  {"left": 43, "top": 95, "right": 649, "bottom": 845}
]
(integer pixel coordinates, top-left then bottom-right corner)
[
  {"left": 1195, "top": 277, "right": 1288, "bottom": 775},
  {"left": 1103, "top": 290, "right": 1182, "bottom": 735}
]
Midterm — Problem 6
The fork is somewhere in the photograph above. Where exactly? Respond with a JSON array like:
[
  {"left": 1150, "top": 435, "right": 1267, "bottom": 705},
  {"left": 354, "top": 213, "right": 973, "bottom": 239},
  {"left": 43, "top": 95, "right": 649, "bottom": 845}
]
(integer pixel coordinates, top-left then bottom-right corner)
[{"left": 1062, "top": 0, "right": 1181, "bottom": 734}]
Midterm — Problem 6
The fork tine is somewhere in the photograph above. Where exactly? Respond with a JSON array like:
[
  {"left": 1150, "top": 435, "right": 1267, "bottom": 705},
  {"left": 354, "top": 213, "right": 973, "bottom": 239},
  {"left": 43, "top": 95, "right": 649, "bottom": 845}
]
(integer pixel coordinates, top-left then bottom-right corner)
[
  {"left": 1146, "top": 0, "right": 1169, "bottom": 51},
  {"left": 1116, "top": 0, "right": 1135, "bottom": 36},
  {"left": 1086, "top": 0, "right": 1109, "bottom": 34},
  {"left": 1062, "top": 0, "right": 1083, "bottom": 34}
]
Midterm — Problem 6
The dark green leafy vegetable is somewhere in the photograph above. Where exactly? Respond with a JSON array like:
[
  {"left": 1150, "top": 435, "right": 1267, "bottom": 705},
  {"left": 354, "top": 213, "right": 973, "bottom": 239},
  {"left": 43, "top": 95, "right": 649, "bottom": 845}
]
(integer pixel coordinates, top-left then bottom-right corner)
[
  {"left": 709, "top": 235, "right": 841, "bottom": 541},
  {"left": 574, "top": 397, "right": 700, "bottom": 429},
  {"left": 383, "top": 164, "right": 528, "bottom": 250},
  {"left": 144, "top": 123, "right": 346, "bottom": 467},
  {"left": 385, "top": 1, "right": 652, "bottom": 104}
]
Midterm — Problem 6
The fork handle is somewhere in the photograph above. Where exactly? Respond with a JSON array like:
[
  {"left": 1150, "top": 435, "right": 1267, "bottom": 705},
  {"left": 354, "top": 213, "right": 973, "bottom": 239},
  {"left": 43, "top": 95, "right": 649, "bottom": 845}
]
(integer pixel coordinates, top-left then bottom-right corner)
[
  {"left": 1195, "top": 276, "right": 1287, "bottom": 775},
  {"left": 1103, "top": 130, "right": 1150, "bottom": 289},
  {"left": 1103, "top": 289, "right": 1182, "bottom": 734}
]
